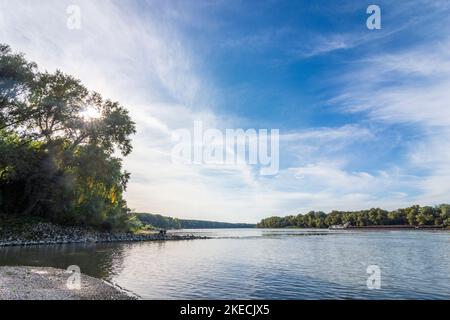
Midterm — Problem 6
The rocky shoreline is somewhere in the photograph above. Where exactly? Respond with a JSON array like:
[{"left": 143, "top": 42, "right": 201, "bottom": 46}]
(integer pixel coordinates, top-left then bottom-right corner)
[
  {"left": 0, "top": 266, "right": 136, "bottom": 300},
  {"left": 0, "top": 222, "right": 208, "bottom": 247}
]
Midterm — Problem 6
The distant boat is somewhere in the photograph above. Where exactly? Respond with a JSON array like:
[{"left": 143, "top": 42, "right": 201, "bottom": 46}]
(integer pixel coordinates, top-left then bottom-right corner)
[{"left": 329, "top": 222, "right": 351, "bottom": 230}]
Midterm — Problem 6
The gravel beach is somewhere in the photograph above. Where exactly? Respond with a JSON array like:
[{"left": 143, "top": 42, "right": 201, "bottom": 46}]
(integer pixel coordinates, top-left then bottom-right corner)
[
  {"left": 0, "top": 266, "right": 135, "bottom": 300},
  {"left": 0, "top": 222, "right": 207, "bottom": 247}
]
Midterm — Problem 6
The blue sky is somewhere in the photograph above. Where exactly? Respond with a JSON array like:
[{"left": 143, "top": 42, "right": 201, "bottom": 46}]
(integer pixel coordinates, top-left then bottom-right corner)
[{"left": 1, "top": 0, "right": 450, "bottom": 222}]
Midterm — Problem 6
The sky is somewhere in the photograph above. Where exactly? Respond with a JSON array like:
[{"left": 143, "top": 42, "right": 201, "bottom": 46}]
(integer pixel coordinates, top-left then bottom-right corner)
[{"left": 1, "top": 0, "right": 449, "bottom": 223}]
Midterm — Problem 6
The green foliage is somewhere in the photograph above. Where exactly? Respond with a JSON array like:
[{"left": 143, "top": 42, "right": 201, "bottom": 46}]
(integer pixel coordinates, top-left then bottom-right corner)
[
  {"left": 257, "top": 205, "right": 450, "bottom": 228},
  {"left": 136, "top": 213, "right": 256, "bottom": 229},
  {"left": 125, "top": 215, "right": 144, "bottom": 233},
  {"left": 0, "top": 44, "right": 136, "bottom": 230}
]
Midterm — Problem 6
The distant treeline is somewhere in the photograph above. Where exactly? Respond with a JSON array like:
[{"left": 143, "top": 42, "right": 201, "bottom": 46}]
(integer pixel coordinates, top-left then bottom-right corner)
[
  {"left": 257, "top": 205, "right": 450, "bottom": 228},
  {"left": 136, "top": 213, "right": 255, "bottom": 229}
]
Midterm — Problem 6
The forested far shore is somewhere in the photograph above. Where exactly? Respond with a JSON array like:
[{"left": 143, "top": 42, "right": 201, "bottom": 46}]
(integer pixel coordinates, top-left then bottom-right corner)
[
  {"left": 257, "top": 204, "right": 450, "bottom": 229},
  {"left": 136, "top": 213, "right": 256, "bottom": 229}
]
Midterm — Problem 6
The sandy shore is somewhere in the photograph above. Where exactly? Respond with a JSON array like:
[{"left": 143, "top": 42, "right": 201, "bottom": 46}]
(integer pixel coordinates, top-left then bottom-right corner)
[{"left": 0, "top": 266, "right": 136, "bottom": 300}]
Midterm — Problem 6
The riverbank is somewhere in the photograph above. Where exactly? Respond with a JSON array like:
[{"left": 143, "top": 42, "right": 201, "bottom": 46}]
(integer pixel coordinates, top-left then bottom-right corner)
[
  {"left": 0, "top": 266, "right": 135, "bottom": 300},
  {"left": 257, "top": 225, "right": 449, "bottom": 230},
  {"left": 347, "top": 225, "right": 447, "bottom": 230},
  {"left": 0, "top": 222, "right": 208, "bottom": 247}
]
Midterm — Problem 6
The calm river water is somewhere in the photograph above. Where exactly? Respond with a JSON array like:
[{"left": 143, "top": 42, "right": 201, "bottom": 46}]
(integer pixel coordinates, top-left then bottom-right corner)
[{"left": 1, "top": 229, "right": 449, "bottom": 299}]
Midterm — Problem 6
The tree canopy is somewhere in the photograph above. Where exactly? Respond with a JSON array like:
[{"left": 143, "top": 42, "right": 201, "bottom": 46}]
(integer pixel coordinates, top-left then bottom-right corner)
[
  {"left": 257, "top": 205, "right": 450, "bottom": 229},
  {"left": 0, "top": 44, "right": 136, "bottom": 230},
  {"left": 136, "top": 212, "right": 256, "bottom": 229}
]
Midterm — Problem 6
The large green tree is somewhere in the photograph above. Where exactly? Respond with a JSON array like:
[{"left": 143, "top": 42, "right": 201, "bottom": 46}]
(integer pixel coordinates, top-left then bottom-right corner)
[{"left": 0, "top": 45, "right": 136, "bottom": 230}]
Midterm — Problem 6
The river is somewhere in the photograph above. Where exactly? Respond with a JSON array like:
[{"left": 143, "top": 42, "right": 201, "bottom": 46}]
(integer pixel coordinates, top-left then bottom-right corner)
[{"left": 1, "top": 229, "right": 449, "bottom": 299}]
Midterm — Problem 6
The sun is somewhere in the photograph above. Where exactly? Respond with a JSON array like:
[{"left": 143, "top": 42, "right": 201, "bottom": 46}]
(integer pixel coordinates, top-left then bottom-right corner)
[{"left": 81, "top": 107, "right": 101, "bottom": 120}]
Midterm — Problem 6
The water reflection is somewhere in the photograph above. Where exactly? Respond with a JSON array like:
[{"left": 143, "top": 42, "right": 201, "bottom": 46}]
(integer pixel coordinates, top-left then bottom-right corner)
[
  {"left": 0, "top": 243, "right": 127, "bottom": 280},
  {"left": 1, "top": 229, "right": 450, "bottom": 299}
]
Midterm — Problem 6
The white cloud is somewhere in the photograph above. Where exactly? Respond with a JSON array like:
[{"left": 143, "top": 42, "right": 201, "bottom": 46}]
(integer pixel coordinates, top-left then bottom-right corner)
[
  {"left": 2, "top": 0, "right": 448, "bottom": 223},
  {"left": 330, "top": 36, "right": 450, "bottom": 206},
  {"left": 281, "top": 125, "right": 373, "bottom": 142},
  {"left": 0, "top": 0, "right": 281, "bottom": 222}
]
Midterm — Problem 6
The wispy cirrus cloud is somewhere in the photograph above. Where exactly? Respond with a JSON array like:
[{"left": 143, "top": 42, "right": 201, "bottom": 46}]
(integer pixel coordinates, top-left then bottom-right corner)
[
  {"left": 329, "top": 35, "right": 450, "bottom": 205},
  {"left": 1, "top": 0, "right": 449, "bottom": 222}
]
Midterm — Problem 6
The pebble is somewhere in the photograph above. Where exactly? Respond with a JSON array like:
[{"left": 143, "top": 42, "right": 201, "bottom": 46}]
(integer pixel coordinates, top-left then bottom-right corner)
[{"left": 0, "top": 222, "right": 208, "bottom": 247}]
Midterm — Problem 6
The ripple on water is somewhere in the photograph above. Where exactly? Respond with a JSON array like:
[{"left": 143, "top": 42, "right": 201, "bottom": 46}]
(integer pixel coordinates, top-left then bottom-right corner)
[{"left": 1, "top": 229, "right": 449, "bottom": 299}]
